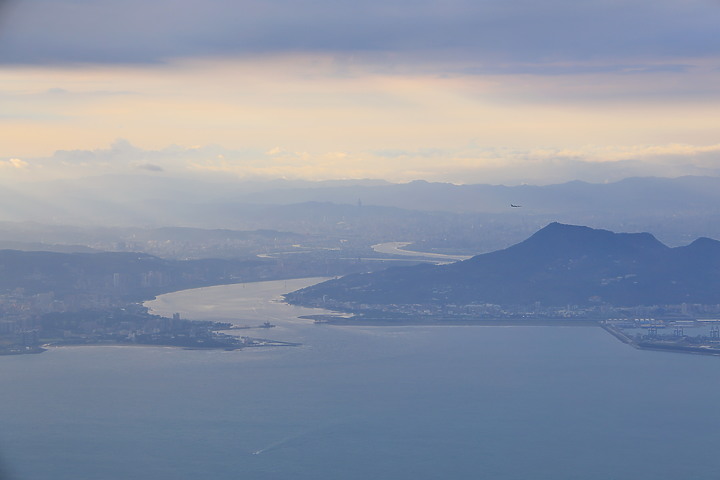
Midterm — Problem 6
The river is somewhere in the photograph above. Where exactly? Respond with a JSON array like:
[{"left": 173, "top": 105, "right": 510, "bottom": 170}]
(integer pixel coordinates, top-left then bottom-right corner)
[{"left": 371, "top": 242, "right": 472, "bottom": 263}]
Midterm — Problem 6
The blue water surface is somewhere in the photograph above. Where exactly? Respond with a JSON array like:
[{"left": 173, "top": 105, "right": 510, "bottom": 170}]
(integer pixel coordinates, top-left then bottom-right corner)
[{"left": 1, "top": 281, "right": 719, "bottom": 480}]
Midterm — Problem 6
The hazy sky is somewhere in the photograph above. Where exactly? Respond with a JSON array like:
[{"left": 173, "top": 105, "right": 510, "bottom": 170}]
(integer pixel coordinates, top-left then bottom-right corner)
[{"left": 1, "top": 0, "right": 720, "bottom": 184}]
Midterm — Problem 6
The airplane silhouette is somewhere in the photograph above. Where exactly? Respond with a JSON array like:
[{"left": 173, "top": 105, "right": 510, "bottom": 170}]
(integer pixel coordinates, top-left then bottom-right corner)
[{"left": 510, "top": 204, "right": 522, "bottom": 208}]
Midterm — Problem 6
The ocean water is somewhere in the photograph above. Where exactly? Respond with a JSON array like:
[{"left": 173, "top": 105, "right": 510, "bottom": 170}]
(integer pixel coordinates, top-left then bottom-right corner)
[{"left": 2, "top": 279, "right": 720, "bottom": 479}]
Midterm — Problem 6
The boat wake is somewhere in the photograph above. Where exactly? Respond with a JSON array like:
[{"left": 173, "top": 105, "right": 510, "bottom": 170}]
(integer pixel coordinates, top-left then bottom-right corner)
[
  {"left": 250, "top": 421, "right": 346, "bottom": 456},
  {"left": 250, "top": 434, "right": 299, "bottom": 456}
]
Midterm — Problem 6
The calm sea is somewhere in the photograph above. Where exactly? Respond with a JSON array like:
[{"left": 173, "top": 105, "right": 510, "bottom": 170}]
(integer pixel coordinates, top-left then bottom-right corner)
[{"left": 1, "top": 278, "right": 720, "bottom": 480}]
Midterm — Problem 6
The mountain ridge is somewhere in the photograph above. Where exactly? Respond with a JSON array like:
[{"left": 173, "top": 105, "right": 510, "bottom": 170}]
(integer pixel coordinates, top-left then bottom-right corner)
[{"left": 286, "top": 223, "right": 720, "bottom": 309}]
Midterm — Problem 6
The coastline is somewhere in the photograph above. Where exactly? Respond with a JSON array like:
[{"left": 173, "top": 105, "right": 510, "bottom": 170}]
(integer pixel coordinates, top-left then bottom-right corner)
[
  {"left": 40, "top": 337, "right": 301, "bottom": 352},
  {"left": 12, "top": 275, "right": 720, "bottom": 358},
  {"left": 601, "top": 323, "right": 720, "bottom": 357},
  {"left": 304, "top": 314, "right": 601, "bottom": 327}
]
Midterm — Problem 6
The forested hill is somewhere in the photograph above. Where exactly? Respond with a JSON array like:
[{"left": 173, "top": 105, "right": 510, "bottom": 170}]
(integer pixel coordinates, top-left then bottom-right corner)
[{"left": 286, "top": 223, "right": 720, "bottom": 308}]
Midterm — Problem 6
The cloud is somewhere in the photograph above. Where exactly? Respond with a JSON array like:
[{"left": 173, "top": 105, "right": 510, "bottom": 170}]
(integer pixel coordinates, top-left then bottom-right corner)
[
  {"left": 2, "top": 137, "right": 720, "bottom": 187},
  {"left": 0, "top": 0, "right": 718, "bottom": 73},
  {"left": 265, "top": 147, "right": 283, "bottom": 156},
  {"left": 52, "top": 139, "right": 142, "bottom": 164},
  {"left": 345, "top": 143, "right": 720, "bottom": 185},
  {"left": 43, "top": 87, "right": 136, "bottom": 97},
  {"left": 0, "top": 158, "right": 28, "bottom": 169},
  {"left": 136, "top": 163, "right": 164, "bottom": 172},
  {"left": 75, "top": 140, "right": 719, "bottom": 185}
]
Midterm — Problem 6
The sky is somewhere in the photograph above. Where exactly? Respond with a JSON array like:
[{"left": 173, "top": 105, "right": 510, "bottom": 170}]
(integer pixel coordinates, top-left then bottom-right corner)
[{"left": 1, "top": 0, "right": 720, "bottom": 185}]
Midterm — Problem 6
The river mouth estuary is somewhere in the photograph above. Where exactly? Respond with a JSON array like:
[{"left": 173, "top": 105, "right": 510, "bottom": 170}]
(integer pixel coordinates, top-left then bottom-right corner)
[{"left": 1, "top": 278, "right": 720, "bottom": 480}]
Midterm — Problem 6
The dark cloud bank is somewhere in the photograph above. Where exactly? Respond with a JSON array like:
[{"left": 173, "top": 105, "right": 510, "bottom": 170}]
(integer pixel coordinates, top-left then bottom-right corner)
[{"left": 0, "top": 0, "right": 718, "bottom": 67}]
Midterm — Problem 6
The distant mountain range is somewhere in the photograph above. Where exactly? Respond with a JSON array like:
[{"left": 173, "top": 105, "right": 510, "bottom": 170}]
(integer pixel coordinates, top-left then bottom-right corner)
[
  {"left": 6, "top": 174, "right": 720, "bottom": 254},
  {"left": 7, "top": 174, "right": 720, "bottom": 222},
  {"left": 285, "top": 223, "right": 720, "bottom": 308}
]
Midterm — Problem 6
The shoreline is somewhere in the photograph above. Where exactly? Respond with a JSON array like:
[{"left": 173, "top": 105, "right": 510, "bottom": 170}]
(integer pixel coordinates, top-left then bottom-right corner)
[
  {"left": 601, "top": 323, "right": 720, "bottom": 357},
  {"left": 37, "top": 337, "right": 301, "bottom": 353},
  {"left": 304, "top": 314, "right": 602, "bottom": 327},
  {"left": 11, "top": 276, "right": 720, "bottom": 358}
]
